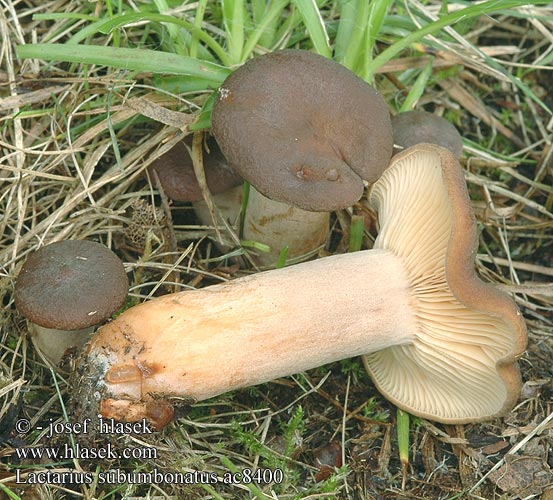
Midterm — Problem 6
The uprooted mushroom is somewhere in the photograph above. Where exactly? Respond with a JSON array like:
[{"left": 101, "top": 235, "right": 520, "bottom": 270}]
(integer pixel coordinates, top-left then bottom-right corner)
[{"left": 71, "top": 144, "right": 527, "bottom": 429}]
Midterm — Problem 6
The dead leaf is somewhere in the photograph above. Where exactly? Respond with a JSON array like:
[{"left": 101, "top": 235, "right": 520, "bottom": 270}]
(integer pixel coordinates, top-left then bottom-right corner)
[{"left": 488, "top": 440, "right": 552, "bottom": 499}]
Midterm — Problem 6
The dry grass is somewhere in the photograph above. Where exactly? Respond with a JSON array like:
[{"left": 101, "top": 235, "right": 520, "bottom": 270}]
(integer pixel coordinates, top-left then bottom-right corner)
[{"left": 1, "top": 1, "right": 552, "bottom": 499}]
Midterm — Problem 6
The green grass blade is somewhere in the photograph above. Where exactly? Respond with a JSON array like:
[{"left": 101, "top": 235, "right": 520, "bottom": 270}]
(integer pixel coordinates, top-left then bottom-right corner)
[
  {"left": 0, "top": 484, "right": 21, "bottom": 500},
  {"left": 223, "top": 0, "right": 245, "bottom": 64},
  {"left": 66, "top": 12, "right": 230, "bottom": 65},
  {"left": 189, "top": 92, "right": 217, "bottom": 131},
  {"left": 397, "top": 408, "right": 410, "bottom": 489},
  {"left": 153, "top": 0, "right": 188, "bottom": 54},
  {"left": 334, "top": 0, "right": 356, "bottom": 63},
  {"left": 276, "top": 246, "right": 289, "bottom": 268},
  {"left": 105, "top": 0, "right": 121, "bottom": 47},
  {"left": 239, "top": 180, "right": 250, "bottom": 239},
  {"left": 251, "top": 0, "right": 267, "bottom": 23},
  {"left": 365, "top": 0, "right": 553, "bottom": 80},
  {"left": 399, "top": 56, "right": 434, "bottom": 112},
  {"left": 366, "top": 0, "right": 394, "bottom": 55},
  {"left": 16, "top": 43, "right": 230, "bottom": 83},
  {"left": 33, "top": 12, "right": 98, "bottom": 22},
  {"left": 242, "top": 0, "right": 290, "bottom": 60},
  {"left": 241, "top": 240, "right": 271, "bottom": 253},
  {"left": 251, "top": 0, "right": 277, "bottom": 48},
  {"left": 153, "top": 74, "right": 220, "bottom": 93},
  {"left": 190, "top": 0, "right": 209, "bottom": 59},
  {"left": 348, "top": 215, "right": 364, "bottom": 252},
  {"left": 292, "top": 0, "right": 331, "bottom": 58},
  {"left": 341, "top": 0, "right": 371, "bottom": 72}
]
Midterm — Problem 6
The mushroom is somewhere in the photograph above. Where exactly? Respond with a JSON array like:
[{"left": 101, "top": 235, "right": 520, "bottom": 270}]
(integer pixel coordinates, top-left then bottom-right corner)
[
  {"left": 149, "top": 136, "right": 330, "bottom": 267},
  {"left": 391, "top": 110, "right": 463, "bottom": 158},
  {"left": 211, "top": 49, "right": 394, "bottom": 211},
  {"left": 149, "top": 137, "right": 242, "bottom": 202},
  {"left": 15, "top": 240, "right": 128, "bottom": 363},
  {"left": 73, "top": 144, "right": 526, "bottom": 428}
]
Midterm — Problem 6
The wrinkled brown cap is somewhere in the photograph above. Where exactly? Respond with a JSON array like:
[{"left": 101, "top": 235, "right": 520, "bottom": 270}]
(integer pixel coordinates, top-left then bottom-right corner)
[
  {"left": 391, "top": 110, "right": 463, "bottom": 158},
  {"left": 149, "top": 136, "right": 242, "bottom": 202},
  {"left": 15, "top": 240, "right": 128, "bottom": 330},
  {"left": 364, "top": 144, "right": 527, "bottom": 422},
  {"left": 211, "top": 49, "right": 393, "bottom": 211}
]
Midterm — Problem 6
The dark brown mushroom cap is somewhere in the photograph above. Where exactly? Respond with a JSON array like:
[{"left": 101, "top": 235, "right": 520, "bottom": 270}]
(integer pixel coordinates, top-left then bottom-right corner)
[
  {"left": 391, "top": 110, "right": 463, "bottom": 158},
  {"left": 149, "top": 136, "right": 242, "bottom": 202},
  {"left": 211, "top": 49, "right": 393, "bottom": 212},
  {"left": 15, "top": 240, "right": 128, "bottom": 330}
]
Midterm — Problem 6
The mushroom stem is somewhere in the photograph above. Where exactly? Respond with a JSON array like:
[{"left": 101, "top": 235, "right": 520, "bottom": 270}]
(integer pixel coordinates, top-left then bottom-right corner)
[
  {"left": 30, "top": 324, "right": 94, "bottom": 364},
  {"left": 87, "top": 249, "right": 416, "bottom": 411},
  {"left": 242, "top": 187, "right": 329, "bottom": 267},
  {"left": 194, "top": 185, "right": 330, "bottom": 267}
]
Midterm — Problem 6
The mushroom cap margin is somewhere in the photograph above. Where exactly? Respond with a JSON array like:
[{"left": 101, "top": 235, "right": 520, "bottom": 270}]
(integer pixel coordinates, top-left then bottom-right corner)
[{"left": 363, "top": 144, "right": 527, "bottom": 423}]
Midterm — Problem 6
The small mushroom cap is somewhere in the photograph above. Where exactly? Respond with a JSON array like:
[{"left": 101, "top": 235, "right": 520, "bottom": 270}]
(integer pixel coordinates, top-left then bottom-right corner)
[
  {"left": 364, "top": 144, "right": 527, "bottom": 422},
  {"left": 212, "top": 49, "right": 393, "bottom": 211},
  {"left": 15, "top": 240, "right": 128, "bottom": 330},
  {"left": 391, "top": 110, "right": 463, "bottom": 158},
  {"left": 149, "top": 136, "right": 242, "bottom": 202}
]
